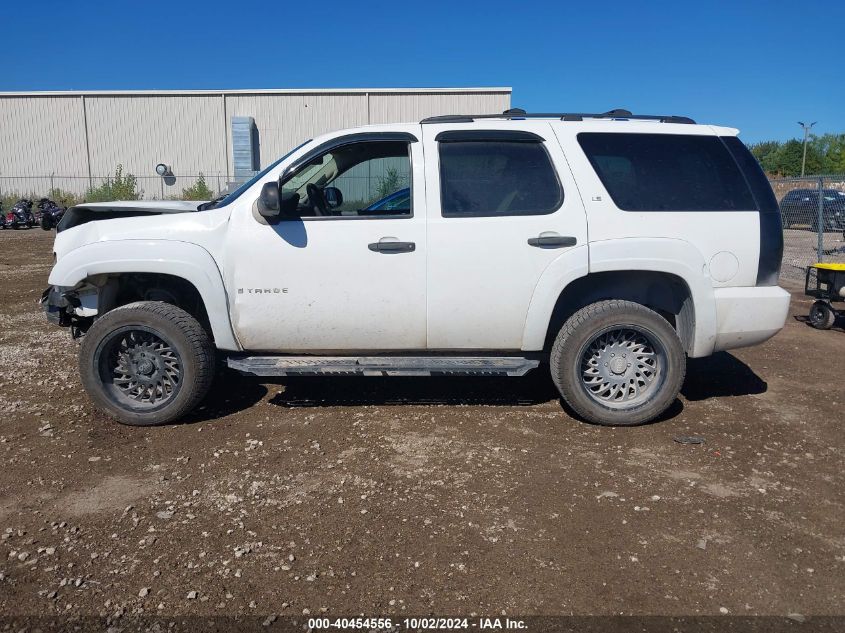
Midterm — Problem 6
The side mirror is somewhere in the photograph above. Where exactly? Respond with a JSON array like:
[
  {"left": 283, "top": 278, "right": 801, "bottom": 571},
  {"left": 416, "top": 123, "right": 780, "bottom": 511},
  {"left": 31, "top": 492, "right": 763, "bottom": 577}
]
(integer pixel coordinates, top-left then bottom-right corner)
[
  {"left": 257, "top": 182, "right": 280, "bottom": 218},
  {"left": 323, "top": 186, "right": 343, "bottom": 210}
]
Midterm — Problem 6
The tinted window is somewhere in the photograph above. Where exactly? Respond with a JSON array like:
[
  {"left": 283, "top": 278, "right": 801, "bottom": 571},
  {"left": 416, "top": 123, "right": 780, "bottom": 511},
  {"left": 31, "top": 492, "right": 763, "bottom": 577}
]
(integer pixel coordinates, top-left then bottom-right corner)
[
  {"left": 719, "top": 135, "right": 783, "bottom": 287},
  {"left": 720, "top": 136, "right": 778, "bottom": 214},
  {"left": 578, "top": 133, "right": 756, "bottom": 212},
  {"left": 439, "top": 141, "right": 562, "bottom": 217}
]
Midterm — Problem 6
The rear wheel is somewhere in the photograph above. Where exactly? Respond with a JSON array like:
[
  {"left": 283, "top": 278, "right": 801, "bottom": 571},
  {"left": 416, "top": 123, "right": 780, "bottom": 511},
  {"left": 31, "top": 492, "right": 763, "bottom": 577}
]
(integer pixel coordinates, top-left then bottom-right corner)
[
  {"left": 811, "top": 217, "right": 835, "bottom": 233},
  {"left": 79, "top": 301, "right": 215, "bottom": 426},
  {"left": 550, "top": 300, "right": 686, "bottom": 426},
  {"left": 809, "top": 300, "right": 836, "bottom": 330}
]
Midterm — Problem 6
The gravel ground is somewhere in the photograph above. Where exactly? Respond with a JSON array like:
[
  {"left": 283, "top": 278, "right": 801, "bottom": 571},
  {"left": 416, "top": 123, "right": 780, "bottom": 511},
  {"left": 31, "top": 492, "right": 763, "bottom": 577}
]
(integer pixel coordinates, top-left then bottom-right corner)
[
  {"left": 781, "top": 227, "right": 845, "bottom": 283},
  {"left": 0, "top": 229, "right": 843, "bottom": 624}
]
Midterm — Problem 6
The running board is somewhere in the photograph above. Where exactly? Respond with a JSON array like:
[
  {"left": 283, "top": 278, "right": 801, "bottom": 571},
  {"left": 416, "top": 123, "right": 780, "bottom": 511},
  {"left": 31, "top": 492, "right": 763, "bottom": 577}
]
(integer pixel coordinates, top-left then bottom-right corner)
[{"left": 227, "top": 356, "right": 540, "bottom": 377}]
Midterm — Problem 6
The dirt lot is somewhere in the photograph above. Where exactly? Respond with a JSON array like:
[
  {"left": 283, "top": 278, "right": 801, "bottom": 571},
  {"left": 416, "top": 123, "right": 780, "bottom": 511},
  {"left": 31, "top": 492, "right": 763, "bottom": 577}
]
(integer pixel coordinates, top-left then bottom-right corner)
[
  {"left": 781, "top": 228, "right": 845, "bottom": 283},
  {"left": 0, "top": 229, "right": 843, "bottom": 624}
]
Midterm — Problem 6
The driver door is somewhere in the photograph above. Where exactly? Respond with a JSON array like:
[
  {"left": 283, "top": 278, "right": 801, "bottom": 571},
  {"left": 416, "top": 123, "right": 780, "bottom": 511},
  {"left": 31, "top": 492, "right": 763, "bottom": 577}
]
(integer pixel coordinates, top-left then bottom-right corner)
[{"left": 227, "top": 129, "right": 427, "bottom": 352}]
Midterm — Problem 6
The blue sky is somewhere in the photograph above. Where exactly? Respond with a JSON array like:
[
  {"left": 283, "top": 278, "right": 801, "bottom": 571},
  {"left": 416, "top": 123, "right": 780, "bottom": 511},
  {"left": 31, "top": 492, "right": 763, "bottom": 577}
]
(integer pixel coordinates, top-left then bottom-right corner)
[{"left": 2, "top": 0, "right": 842, "bottom": 143}]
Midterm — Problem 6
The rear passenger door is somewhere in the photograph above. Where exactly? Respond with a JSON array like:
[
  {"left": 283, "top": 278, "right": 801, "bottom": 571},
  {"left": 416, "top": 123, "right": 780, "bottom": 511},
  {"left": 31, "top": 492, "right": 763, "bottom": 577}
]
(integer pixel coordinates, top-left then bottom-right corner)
[{"left": 423, "top": 123, "right": 588, "bottom": 350}]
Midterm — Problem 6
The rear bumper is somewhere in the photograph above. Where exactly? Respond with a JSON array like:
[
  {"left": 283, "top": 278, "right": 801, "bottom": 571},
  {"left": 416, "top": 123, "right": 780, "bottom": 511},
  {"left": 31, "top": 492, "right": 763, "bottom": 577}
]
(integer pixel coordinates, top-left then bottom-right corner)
[{"left": 712, "top": 286, "right": 791, "bottom": 352}]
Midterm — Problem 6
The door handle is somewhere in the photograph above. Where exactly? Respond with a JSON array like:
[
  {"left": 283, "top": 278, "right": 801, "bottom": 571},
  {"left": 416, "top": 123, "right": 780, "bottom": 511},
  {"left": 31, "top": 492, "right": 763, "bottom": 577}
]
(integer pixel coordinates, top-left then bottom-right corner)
[
  {"left": 527, "top": 232, "right": 577, "bottom": 248},
  {"left": 368, "top": 238, "right": 416, "bottom": 253}
]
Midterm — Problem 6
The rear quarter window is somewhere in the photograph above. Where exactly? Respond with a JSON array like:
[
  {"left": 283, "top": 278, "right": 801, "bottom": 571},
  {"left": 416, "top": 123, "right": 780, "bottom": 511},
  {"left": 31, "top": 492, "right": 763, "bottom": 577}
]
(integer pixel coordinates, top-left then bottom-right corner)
[{"left": 578, "top": 133, "right": 757, "bottom": 212}]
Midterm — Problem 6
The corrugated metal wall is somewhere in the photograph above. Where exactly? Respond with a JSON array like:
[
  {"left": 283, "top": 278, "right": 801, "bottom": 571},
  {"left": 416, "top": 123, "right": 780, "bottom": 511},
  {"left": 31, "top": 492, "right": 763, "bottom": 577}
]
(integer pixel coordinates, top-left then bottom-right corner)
[
  {"left": 224, "top": 93, "right": 370, "bottom": 177},
  {"left": 0, "top": 89, "right": 510, "bottom": 197},
  {"left": 0, "top": 95, "right": 89, "bottom": 194},
  {"left": 367, "top": 91, "right": 509, "bottom": 124},
  {"left": 83, "top": 95, "right": 226, "bottom": 178}
]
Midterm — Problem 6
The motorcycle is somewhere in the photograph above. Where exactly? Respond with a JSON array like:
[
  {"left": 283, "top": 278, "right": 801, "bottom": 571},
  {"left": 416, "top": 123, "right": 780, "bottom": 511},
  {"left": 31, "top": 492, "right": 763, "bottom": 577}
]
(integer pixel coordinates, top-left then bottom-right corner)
[
  {"left": 37, "top": 198, "right": 66, "bottom": 230},
  {"left": 6, "top": 199, "right": 36, "bottom": 229}
]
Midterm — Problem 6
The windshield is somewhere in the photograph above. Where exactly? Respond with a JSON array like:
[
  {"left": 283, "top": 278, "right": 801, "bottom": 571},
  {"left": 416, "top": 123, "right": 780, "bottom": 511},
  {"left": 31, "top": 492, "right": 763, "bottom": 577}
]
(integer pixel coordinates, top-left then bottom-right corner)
[{"left": 200, "top": 140, "right": 310, "bottom": 210}]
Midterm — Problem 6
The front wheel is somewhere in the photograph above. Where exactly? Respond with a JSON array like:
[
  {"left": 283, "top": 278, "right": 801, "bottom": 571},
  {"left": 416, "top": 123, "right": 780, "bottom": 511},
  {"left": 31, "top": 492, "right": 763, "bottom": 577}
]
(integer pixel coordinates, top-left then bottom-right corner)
[
  {"left": 550, "top": 300, "right": 686, "bottom": 426},
  {"left": 809, "top": 300, "right": 836, "bottom": 330},
  {"left": 79, "top": 301, "right": 215, "bottom": 426}
]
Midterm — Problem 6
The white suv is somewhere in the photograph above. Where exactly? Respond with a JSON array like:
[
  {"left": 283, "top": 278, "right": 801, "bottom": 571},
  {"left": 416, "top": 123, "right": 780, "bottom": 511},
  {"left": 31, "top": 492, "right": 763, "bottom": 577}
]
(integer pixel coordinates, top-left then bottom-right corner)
[{"left": 41, "top": 108, "right": 790, "bottom": 427}]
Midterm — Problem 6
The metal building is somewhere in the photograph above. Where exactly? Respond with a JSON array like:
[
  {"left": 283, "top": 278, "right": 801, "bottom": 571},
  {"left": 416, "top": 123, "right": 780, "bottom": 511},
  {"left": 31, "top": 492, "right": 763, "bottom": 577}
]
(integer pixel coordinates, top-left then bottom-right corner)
[{"left": 0, "top": 87, "right": 511, "bottom": 197}]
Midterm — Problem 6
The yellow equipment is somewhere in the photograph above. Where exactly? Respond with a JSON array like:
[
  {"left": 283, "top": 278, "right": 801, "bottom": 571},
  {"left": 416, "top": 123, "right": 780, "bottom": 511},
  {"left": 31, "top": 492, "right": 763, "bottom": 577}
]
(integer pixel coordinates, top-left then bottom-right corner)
[{"left": 805, "top": 262, "right": 845, "bottom": 329}]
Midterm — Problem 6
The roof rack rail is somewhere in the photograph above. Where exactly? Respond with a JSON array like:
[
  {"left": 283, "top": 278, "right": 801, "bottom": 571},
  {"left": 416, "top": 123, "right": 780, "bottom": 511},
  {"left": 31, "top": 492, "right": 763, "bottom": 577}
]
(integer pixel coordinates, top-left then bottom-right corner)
[{"left": 420, "top": 109, "right": 695, "bottom": 125}]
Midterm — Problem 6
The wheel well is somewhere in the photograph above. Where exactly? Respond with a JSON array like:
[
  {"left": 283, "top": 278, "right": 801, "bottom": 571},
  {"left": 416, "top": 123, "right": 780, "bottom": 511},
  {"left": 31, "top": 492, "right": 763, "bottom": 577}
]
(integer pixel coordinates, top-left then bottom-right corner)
[
  {"left": 98, "top": 273, "right": 213, "bottom": 341},
  {"left": 543, "top": 271, "right": 695, "bottom": 353}
]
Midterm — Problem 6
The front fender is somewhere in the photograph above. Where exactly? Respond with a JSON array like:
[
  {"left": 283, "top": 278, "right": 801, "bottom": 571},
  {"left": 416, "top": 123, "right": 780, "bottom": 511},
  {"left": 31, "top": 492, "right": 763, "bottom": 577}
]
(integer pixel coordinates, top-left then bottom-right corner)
[
  {"left": 48, "top": 239, "right": 240, "bottom": 351},
  {"left": 522, "top": 238, "right": 718, "bottom": 358}
]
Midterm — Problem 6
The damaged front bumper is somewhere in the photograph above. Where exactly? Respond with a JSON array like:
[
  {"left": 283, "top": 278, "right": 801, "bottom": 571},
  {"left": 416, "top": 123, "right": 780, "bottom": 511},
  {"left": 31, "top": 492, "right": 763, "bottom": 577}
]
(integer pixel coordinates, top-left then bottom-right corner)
[
  {"left": 41, "top": 282, "right": 101, "bottom": 336},
  {"left": 40, "top": 286, "right": 92, "bottom": 338},
  {"left": 41, "top": 286, "right": 75, "bottom": 326}
]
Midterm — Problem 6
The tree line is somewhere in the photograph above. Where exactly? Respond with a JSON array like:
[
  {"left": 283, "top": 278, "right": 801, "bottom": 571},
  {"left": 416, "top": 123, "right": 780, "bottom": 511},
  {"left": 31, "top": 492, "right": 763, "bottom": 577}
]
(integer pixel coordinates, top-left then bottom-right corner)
[{"left": 750, "top": 133, "right": 845, "bottom": 177}]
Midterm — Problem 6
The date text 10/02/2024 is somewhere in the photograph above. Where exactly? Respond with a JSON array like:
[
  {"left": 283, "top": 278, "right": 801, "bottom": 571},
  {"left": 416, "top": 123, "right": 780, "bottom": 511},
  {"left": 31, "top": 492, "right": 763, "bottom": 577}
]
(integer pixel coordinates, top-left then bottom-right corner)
[{"left": 307, "top": 617, "right": 527, "bottom": 630}]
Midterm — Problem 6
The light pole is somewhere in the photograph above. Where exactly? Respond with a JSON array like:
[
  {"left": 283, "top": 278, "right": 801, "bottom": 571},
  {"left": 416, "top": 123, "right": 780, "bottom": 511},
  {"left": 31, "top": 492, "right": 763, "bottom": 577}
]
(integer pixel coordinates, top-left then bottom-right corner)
[{"left": 798, "top": 121, "right": 816, "bottom": 176}]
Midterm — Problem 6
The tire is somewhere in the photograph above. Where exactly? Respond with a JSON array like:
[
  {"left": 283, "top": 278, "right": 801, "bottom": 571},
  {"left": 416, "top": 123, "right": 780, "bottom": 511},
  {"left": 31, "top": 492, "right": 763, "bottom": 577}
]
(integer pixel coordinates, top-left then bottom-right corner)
[
  {"left": 550, "top": 300, "right": 686, "bottom": 426},
  {"left": 809, "top": 300, "right": 836, "bottom": 330},
  {"left": 79, "top": 301, "right": 215, "bottom": 426},
  {"left": 811, "top": 219, "right": 832, "bottom": 233}
]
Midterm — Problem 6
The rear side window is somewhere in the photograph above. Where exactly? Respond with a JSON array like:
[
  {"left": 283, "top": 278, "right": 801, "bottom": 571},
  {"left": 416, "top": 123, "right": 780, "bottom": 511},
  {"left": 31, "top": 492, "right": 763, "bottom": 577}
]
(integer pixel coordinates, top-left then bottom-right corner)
[
  {"left": 720, "top": 136, "right": 779, "bottom": 215},
  {"left": 719, "top": 135, "right": 783, "bottom": 287},
  {"left": 578, "top": 133, "right": 757, "bottom": 212},
  {"left": 439, "top": 141, "right": 562, "bottom": 217}
]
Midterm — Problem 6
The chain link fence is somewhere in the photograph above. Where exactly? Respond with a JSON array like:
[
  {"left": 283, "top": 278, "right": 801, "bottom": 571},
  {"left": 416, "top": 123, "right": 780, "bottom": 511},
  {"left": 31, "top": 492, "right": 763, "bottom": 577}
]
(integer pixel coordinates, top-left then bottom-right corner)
[
  {"left": 2, "top": 172, "right": 844, "bottom": 284},
  {"left": 771, "top": 175, "right": 845, "bottom": 282},
  {"left": 0, "top": 173, "right": 232, "bottom": 207},
  {"left": 0, "top": 168, "right": 403, "bottom": 208}
]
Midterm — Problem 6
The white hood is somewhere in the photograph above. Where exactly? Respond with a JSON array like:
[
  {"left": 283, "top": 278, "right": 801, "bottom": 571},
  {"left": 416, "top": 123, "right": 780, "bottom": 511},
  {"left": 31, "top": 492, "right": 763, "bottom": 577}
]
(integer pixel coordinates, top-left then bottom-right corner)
[
  {"left": 72, "top": 200, "right": 205, "bottom": 213},
  {"left": 52, "top": 200, "right": 228, "bottom": 263}
]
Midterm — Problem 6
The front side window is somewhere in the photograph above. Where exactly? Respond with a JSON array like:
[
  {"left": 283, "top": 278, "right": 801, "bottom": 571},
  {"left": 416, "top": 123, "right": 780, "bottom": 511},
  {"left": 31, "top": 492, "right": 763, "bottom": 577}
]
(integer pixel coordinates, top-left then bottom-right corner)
[
  {"left": 578, "top": 133, "right": 757, "bottom": 212},
  {"left": 281, "top": 140, "right": 411, "bottom": 218},
  {"left": 438, "top": 141, "right": 563, "bottom": 217}
]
